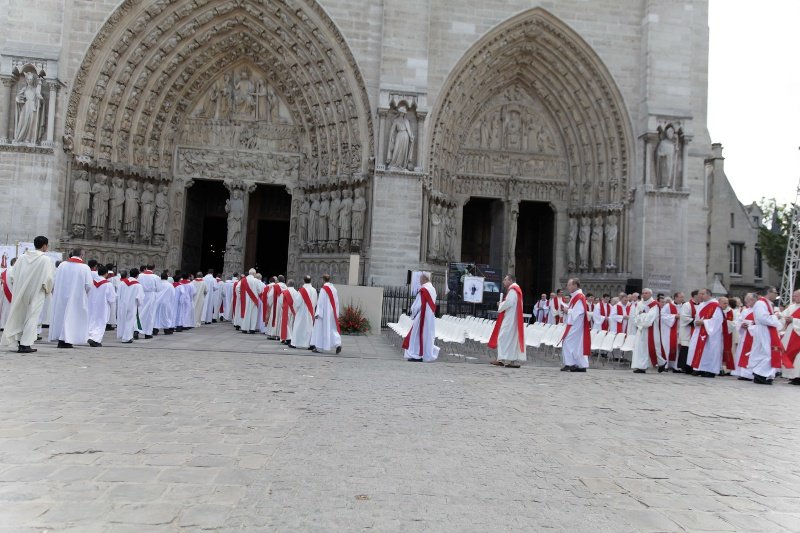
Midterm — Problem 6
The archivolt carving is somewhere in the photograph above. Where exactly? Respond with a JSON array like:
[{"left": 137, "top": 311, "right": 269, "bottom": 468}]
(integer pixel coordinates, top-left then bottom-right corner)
[
  {"left": 427, "top": 8, "right": 633, "bottom": 208},
  {"left": 65, "top": 0, "right": 373, "bottom": 181}
]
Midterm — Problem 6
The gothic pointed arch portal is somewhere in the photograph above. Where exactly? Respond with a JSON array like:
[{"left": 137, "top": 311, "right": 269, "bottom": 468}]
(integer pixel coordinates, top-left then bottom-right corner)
[
  {"left": 425, "top": 8, "right": 635, "bottom": 295},
  {"left": 62, "top": 0, "right": 374, "bottom": 280}
]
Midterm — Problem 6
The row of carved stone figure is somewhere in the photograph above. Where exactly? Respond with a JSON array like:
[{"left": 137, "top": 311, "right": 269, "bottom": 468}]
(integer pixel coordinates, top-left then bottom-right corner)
[
  {"left": 296, "top": 186, "right": 367, "bottom": 253},
  {"left": 427, "top": 203, "right": 457, "bottom": 264},
  {"left": 566, "top": 213, "right": 618, "bottom": 272},
  {"left": 71, "top": 171, "right": 168, "bottom": 245}
]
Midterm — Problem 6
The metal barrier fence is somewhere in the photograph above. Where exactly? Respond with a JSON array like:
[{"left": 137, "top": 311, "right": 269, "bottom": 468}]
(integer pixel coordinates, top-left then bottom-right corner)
[{"left": 380, "top": 286, "right": 497, "bottom": 327}]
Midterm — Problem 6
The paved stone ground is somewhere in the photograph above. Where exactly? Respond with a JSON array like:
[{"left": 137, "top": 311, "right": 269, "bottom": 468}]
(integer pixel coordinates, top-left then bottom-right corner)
[{"left": 1, "top": 323, "right": 799, "bottom": 532}]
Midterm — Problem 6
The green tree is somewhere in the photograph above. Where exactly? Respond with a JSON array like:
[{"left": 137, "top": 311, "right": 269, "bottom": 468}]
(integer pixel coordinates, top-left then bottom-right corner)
[{"left": 758, "top": 198, "right": 792, "bottom": 273}]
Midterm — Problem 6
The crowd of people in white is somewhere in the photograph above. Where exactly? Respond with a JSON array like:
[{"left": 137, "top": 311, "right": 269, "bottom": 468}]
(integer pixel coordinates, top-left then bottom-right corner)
[
  {"left": 402, "top": 274, "right": 800, "bottom": 386},
  {"left": 0, "top": 236, "right": 343, "bottom": 355}
]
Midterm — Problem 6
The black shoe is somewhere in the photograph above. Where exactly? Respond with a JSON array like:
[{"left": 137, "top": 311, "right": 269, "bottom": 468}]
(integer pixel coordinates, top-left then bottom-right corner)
[
  {"left": 36, "top": 336, "right": 42, "bottom": 341},
  {"left": 570, "top": 367, "right": 586, "bottom": 372},
  {"left": 753, "top": 374, "right": 773, "bottom": 385},
  {"left": 699, "top": 371, "right": 716, "bottom": 378},
  {"left": 790, "top": 378, "right": 800, "bottom": 385},
  {"left": 176, "top": 327, "right": 184, "bottom": 332},
  {"left": 311, "top": 348, "right": 320, "bottom": 353},
  {"left": 658, "top": 364, "right": 666, "bottom": 373},
  {"left": 18, "top": 345, "right": 37, "bottom": 354},
  {"left": 133, "top": 332, "right": 139, "bottom": 340},
  {"left": 671, "top": 368, "right": 684, "bottom": 374},
  {"left": 152, "top": 329, "right": 159, "bottom": 336},
  {"left": 164, "top": 329, "right": 174, "bottom": 335},
  {"left": 249, "top": 330, "right": 256, "bottom": 334},
  {"left": 235, "top": 326, "right": 240, "bottom": 330},
  {"left": 336, "top": 346, "right": 342, "bottom": 354},
  {"left": 407, "top": 357, "right": 423, "bottom": 362},
  {"left": 105, "top": 324, "right": 114, "bottom": 331},
  {"left": 122, "top": 340, "right": 133, "bottom": 344},
  {"left": 57, "top": 341, "right": 73, "bottom": 349},
  {"left": 289, "top": 344, "right": 297, "bottom": 349},
  {"left": 633, "top": 369, "right": 646, "bottom": 374},
  {"left": 560, "top": 365, "right": 573, "bottom": 372},
  {"left": 88, "top": 340, "right": 102, "bottom": 347},
  {"left": 719, "top": 371, "right": 730, "bottom": 376},
  {"left": 212, "top": 319, "right": 217, "bottom": 323},
  {"left": 144, "top": 335, "right": 153, "bottom": 340},
  {"left": 309, "top": 345, "right": 316, "bottom": 351},
  {"left": 738, "top": 377, "right": 753, "bottom": 381}
]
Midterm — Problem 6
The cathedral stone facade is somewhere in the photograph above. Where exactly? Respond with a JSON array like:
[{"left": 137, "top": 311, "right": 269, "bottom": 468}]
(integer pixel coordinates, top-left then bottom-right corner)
[{"left": 0, "top": 0, "right": 772, "bottom": 302}]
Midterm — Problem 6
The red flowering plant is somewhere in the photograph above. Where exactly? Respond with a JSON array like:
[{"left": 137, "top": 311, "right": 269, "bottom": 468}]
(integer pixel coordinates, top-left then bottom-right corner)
[{"left": 339, "top": 304, "right": 371, "bottom": 335}]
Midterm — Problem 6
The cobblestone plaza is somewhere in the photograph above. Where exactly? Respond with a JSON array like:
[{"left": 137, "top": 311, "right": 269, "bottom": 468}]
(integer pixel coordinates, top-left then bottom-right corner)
[{"left": 1, "top": 325, "right": 799, "bottom": 531}]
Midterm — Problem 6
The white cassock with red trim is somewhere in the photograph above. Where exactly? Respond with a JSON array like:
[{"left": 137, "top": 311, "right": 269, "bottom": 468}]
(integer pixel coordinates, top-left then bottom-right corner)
[
  {"left": 292, "top": 283, "right": 318, "bottom": 349},
  {"left": 311, "top": 282, "right": 342, "bottom": 352},
  {"left": 403, "top": 282, "right": 439, "bottom": 362},
  {"left": 49, "top": 258, "right": 93, "bottom": 345}
]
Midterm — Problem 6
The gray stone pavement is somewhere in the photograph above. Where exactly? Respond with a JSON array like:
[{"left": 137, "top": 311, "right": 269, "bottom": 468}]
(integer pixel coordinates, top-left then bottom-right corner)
[{"left": 1, "top": 323, "right": 799, "bottom": 532}]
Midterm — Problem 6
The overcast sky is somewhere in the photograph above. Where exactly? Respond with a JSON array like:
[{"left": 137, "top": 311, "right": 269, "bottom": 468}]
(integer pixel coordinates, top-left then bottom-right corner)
[{"left": 707, "top": 0, "right": 800, "bottom": 206}]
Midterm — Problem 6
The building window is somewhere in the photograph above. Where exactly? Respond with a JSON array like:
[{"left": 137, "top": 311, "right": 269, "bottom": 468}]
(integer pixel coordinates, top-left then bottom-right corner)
[
  {"left": 755, "top": 246, "right": 763, "bottom": 279},
  {"left": 730, "top": 213, "right": 735, "bottom": 228},
  {"left": 730, "top": 243, "right": 743, "bottom": 275},
  {"left": 753, "top": 215, "right": 760, "bottom": 226}
]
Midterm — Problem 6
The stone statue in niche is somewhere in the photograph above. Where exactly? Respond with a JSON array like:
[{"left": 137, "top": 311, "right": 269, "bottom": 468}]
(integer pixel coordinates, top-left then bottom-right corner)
[
  {"left": 199, "top": 77, "right": 223, "bottom": 118},
  {"left": 139, "top": 182, "right": 155, "bottom": 243},
  {"left": 318, "top": 191, "right": 330, "bottom": 244},
  {"left": 386, "top": 105, "right": 414, "bottom": 171},
  {"left": 590, "top": 215, "right": 603, "bottom": 271},
  {"left": 71, "top": 171, "right": 91, "bottom": 236},
  {"left": 123, "top": 179, "right": 140, "bottom": 242},
  {"left": 225, "top": 188, "right": 244, "bottom": 250},
  {"left": 338, "top": 188, "right": 353, "bottom": 249},
  {"left": 428, "top": 203, "right": 442, "bottom": 260},
  {"left": 655, "top": 125, "right": 678, "bottom": 189},
  {"left": 109, "top": 177, "right": 126, "bottom": 239},
  {"left": 328, "top": 189, "right": 341, "bottom": 251},
  {"left": 13, "top": 68, "right": 44, "bottom": 144},
  {"left": 351, "top": 187, "right": 366, "bottom": 248},
  {"left": 90, "top": 174, "right": 110, "bottom": 238},
  {"left": 578, "top": 216, "right": 591, "bottom": 271},
  {"left": 153, "top": 184, "right": 168, "bottom": 245},
  {"left": 307, "top": 192, "right": 321, "bottom": 247},
  {"left": 567, "top": 217, "right": 578, "bottom": 271},
  {"left": 234, "top": 69, "right": 256, "bottom": 117},
  {"left": 604, "top": 214, "right": 618, "bottom": 270},
  {"left": 297, "top": 194, "right": 309, "bottom": 250},
  {"left": 506, "top": 201, "right": 519, "bottom": 273}
]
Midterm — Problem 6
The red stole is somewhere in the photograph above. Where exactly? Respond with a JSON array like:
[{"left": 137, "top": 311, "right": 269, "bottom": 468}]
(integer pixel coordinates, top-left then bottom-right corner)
[
  {"left": 271, "top": 285, "right": 283, "bottom": 327},
  {"left": 721, "top": 309, "right": 735, "bottom": 370},
  {"left": 641, "top": 301, "right": 661, "bottom": 367},
  {"left": 403, "top": 287, "right": 435, "bottom": 352},
  {"left": 663, "top": 302, "right": 678, "bottom": 362},
  {"left": 261, "top": 286, "right": 270, "bottom": 322},
  {"left": 67, "top": 257, "right": 85, "bottom": 264},
  {"left": 239, "top": 277, "right": 258, "bottom": 319},
  {"left": 561, "top": 292, "right": 591, "bottom": 356},
  {"left": 737, "top": 309, "right": 755, "bottom": 368},
  {"left": 280, "top": 290, "right": 295, "bottom": 340},
  {"left": 551, "top": 297, "right": 562, "bottom": 324},
  {"left": 598, "top": 301, "right": 610, "bottom": 331},
  {"left": 689, "top": 300, "right": 697, "bottom": 338},
  {"left": 231, "top": 280, "right": 239, "bottom": 316},
  {"left": 614, "top": 304, "right": 626, "bottom": 334},
  {"left": 322, "top": 285, "right": 340, "bottom": 333},
  {"left": 121, "top": 277, "right": 139, "bottom": 286},
  {"left": 142, "top": 270, "right": 154, "bottom": 275},
  {"left": 785, "top": 306, "right": 800, "bottom": 362},
  {"left": 1, "top": 270, "right": 11, "bottom": 303},
  {"left": 488, "top": 284, "right": 525, "bottom": 352},
  {"left": 299, "top": 287, "right": 315, "bottom": 323},
  {"left": 691, "top": 301, "right": 721, "bottom": 368},
  {"left": 758, "top": 298, "right": 793, "bottom": 369},
  {"left": 93, "top": 279, "right": 110, "bottom": 289}
]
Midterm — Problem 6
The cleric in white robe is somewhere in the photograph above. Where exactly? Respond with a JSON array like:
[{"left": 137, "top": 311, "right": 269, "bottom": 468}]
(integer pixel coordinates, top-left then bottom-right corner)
[
  {"left": 0, "top": 258, "right": 15, "bottom": 330},
  {"left": 212, "top": 277, "right": 224, "bottom": 321},
  {"left": 592, "top": 295, "right": 611, "bottom": 332},
  {"left": 87, "top": 265, "right": 116, "bottom": 347},
  {"left": 174, "top": 274, "right": 196, "bottom": 330},
  {"left": 686, "top": 288, "right": 724, "bottom": 378},
  {"left": 748, "top": 287, "right": 790, "bottom": 384},
  {"left": 560, "top": 278, "right": 590, "bottom": 372},
  {"left": 291, "top": 276, "right": 317, "bottom": 349},
  {"left": 192, "top": 273, "right": 207, "bottom": 327},
  {"left": 222, "top": 275, "right": 237, "bottom": 321},
  {"left": 270, "top": 276, "right": 288, "bottom": 339},
  {"left": 533, "top": 294, "right": 549, "bottom": 324},
  {"left": 200, "top": 270, "right": 217, "bottom": 324},
  {"left": 780, "top": 290, "right": 800, "bottom": 385},
  {"left": 0, "top": 237, "right": 55, "bottom": 353},
  {"left": 280, "top": 279, "right": 299, "bottom": 344},
  {"left": 488, "top": 275, "right": 525, "bottom": 367},
  {"left": 732, "top": 293, "right": 756, "bottom": 381},
  {"left": 49, "top": 248, "right": 94, "bottom": 348},
  {"left": 660, "top": 295, "right": 681, "bottom": 370},
  {"left": 403, "top": 273, "right": 439, "bottom": 362},
  {"left": 117, "top": 269, "right": 144, "bottom": 343},
  {"left": 609, "top": 294, "right": 627, "bottom": 334},
  {"left": 154, "top": 271, "right": 176, "bottom": 334},
  {"left": 137, "top": 265, "right": 160, "bottom": 338},
  {"left": 311, "top": 274, "right": 342, "bottom": 353},
  {"left": 631, "top": 289, "right": 666, "bottom": 373},
  {"left": 240, "top": 269, "right": 264, "bottom": 334}
]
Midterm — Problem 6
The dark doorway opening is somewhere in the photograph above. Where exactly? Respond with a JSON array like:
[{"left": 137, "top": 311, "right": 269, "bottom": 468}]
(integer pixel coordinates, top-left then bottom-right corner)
[
  {"left": 245, "top": 185, "right": 291, "bottom": 276},
  {"left": 181, "top": 180, "right": 227, "bottom": 274},
  {"left": 461, "top": 197, "right": 504, "bottom": 267},
  {"left": 515, "top": 201, "right": 554, "bottom": 308}
]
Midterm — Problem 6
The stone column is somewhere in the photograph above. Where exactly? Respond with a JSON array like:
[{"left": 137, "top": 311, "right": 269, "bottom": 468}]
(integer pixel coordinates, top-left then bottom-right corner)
[
  {"left": 0, "top": 77, "right": 14, "bottom": 144},
  {"left": 504, "top": 198, "right": 520, "bottom": 275},
  {"left": 44, "top": 81, "right": 59, "bottom": 146},
  {"left": 222, "top": 180, "right": 256, "bottom": 276}
]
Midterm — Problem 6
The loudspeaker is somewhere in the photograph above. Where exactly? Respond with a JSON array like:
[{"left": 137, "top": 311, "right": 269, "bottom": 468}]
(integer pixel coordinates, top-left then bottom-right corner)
[{"left": 625, "top": 278, "right": 643, "bottom": 294}]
